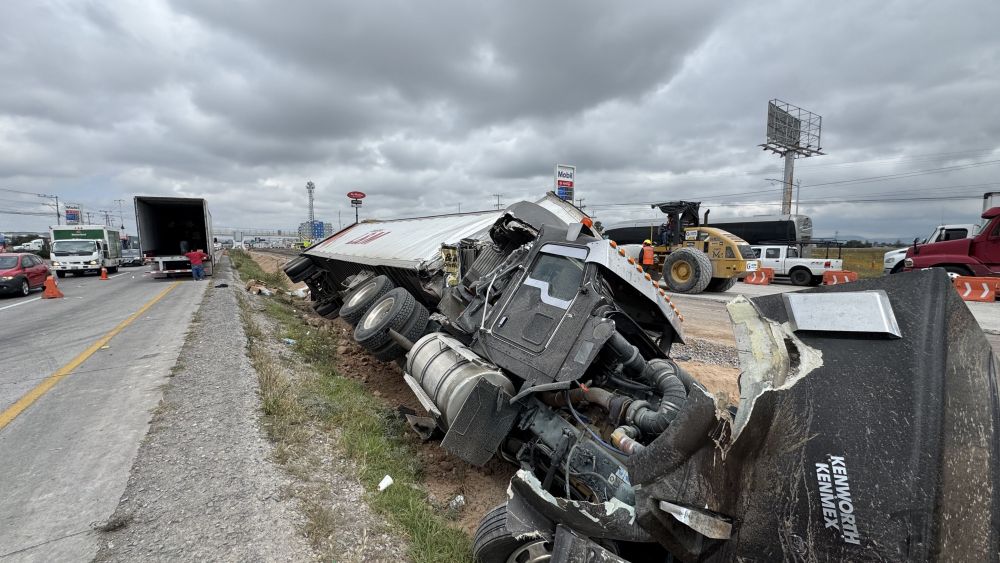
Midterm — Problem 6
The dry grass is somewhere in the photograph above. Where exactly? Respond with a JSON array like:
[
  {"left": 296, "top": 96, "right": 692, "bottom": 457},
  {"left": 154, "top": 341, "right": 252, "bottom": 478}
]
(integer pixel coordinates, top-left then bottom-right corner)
[
  {"left": 232, "top": 254, "right": 472, "bottom": 563},
  {"left": 838, "top": 248, "right": 887, "bottom": 278}
]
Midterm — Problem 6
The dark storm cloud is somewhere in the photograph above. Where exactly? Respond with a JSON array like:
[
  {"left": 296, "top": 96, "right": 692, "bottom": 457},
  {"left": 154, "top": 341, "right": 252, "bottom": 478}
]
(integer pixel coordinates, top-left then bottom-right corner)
[{"left": 0, "top": 0, "right": 998, "bottom": 240}]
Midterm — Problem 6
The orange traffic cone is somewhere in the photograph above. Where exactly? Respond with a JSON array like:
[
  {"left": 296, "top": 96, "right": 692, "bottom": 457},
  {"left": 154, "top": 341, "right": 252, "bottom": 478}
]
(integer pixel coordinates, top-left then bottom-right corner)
[
  {"left": 100, "top": 267, "right": 109, "bottom": 280},
  {"left": 42, "top": 275, "right": 64, "bottom": 299}
]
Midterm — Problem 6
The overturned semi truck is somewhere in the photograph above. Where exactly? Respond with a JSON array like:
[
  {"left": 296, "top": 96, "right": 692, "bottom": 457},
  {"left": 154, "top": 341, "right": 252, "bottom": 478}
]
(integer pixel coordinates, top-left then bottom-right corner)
[{"left": 284, "top": 195, "right": 999, "bottom": 562}]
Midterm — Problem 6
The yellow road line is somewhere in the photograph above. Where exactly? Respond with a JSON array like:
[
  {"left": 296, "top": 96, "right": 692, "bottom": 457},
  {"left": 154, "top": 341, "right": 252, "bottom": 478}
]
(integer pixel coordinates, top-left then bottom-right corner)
[{"left": 0, "top": 282, "right": 181, "bottom": 431}]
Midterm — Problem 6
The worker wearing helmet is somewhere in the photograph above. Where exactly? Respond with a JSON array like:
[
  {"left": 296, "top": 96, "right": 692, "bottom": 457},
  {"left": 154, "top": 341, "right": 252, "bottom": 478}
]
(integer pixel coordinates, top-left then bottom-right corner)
[{"left": 641, "top": 239, "right": 655, "bottom": 269}]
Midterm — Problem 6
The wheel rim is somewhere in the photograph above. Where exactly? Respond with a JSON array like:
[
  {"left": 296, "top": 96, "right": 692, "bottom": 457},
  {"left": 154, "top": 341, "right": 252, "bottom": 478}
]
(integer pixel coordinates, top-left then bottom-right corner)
[
  {"left": 362, "top": 296, "right": 395, "bottom": 330},
  {"left": 946, "top": 271, "right": 961, "bottom": 281},
  {"left": 347, "top": 281, "right": 377, "bottom": 307},
  {"left": 21, "top": 280, "right": 29, "bottom": 295},
  {"left": 670, "top": 261, "right": 692, "bottom": 283},
  {"left": 507, "top": 540, "right": 552, "bottom": 563}
]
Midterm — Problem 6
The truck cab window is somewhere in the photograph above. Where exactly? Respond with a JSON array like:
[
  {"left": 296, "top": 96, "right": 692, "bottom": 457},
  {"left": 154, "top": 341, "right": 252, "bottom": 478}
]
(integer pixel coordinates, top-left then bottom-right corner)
[
  {"left": 517, "top": 245, "right": 588, "bottom": 308},
  {"left": 765, "top": 248, "right": 780, "bottom": 259},
  {"left": 787, "top": 247, "right": 799, "bottom": 258}
]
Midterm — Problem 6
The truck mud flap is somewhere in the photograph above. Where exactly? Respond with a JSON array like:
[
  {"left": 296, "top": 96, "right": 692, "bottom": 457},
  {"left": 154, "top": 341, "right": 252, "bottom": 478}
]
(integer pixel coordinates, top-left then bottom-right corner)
[{"left": 626, "top": 269, "right": 999, "bottom": 562}]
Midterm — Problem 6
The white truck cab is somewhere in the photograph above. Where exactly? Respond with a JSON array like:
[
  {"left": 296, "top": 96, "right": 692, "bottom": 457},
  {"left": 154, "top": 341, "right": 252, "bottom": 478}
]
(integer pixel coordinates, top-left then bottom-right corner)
[
  {"left": 883, "top": 223, "right": 979, "bottom": 274},
  {"left": 49, "top": 226, "right": 123, "bottom": 277},
  {"left": 750, "top": 245, "right": 844, "bottom": 286}
]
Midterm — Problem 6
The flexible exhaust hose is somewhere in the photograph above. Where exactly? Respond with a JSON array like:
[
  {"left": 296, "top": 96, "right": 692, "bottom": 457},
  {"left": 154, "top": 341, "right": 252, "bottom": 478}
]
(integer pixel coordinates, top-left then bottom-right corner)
[{"left": 627, "top": 359, "right": 687, "bottom": 436}]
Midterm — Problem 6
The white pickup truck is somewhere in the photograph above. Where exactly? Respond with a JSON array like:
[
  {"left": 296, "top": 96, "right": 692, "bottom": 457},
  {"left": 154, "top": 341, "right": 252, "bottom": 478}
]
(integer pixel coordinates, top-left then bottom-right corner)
[
  {"left": 883, "top": 223, "right": 979, "bottom": 274},
  {"left": 750, "top": 245, "right": 844, "bottom": 286}
]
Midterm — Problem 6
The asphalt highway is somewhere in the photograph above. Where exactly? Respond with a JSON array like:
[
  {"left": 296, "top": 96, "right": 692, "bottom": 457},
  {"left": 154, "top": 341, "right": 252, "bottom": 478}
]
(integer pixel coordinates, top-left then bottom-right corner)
[{"left": 0, "top": 268, "right": 208, "bottom": 561}]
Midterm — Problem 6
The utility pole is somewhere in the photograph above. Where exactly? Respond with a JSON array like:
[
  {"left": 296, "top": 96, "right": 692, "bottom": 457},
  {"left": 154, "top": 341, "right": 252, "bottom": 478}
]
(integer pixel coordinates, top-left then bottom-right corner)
[
  {"left": 492, "top": 193, "right": 503, "bottom": 210},
  {"left": 99, "top": 210, "right": 113, "bottom": 226},
  {"left": 576, "top": 198, "right": 586, "bottom": 211},
  {"left": 38, "top": 194, "right": 60, "bottom": 225},
  {"left": 794, "top": 180, "right": 801, "bottom": 215},
  {"left": 85, "top": 212, "right": 94, "bottom": 224}
]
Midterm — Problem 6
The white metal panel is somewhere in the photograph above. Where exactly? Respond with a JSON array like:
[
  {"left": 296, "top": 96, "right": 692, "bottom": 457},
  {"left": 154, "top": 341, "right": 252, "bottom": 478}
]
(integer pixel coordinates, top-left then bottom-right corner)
[
  {"left": 306, "top": 211, "right": 501, "bottom": 269},
  {"left": 304, "top": 194, "right": 588, "bottom": 271}
]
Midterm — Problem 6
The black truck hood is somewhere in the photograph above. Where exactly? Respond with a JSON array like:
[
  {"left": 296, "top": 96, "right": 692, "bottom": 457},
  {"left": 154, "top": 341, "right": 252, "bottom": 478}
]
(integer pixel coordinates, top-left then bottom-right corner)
[{"left": 627, "top": 270, "right": 999, "bottom": 561}]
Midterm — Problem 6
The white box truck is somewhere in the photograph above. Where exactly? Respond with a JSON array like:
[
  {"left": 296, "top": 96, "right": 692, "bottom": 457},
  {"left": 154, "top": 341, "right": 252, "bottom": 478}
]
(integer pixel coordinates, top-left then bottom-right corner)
[
  {"left": 49, "top": 226, "right": 123, "bottom": 277},
  {"left": 134, "top": 196, "right": 215, "bottom": 278}
]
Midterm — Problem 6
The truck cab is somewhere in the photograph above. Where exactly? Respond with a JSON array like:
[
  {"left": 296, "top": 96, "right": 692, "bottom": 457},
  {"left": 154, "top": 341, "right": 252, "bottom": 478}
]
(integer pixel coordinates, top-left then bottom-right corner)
[
  {"left": 49, "top": 226, "right": 122, "bottom": 277},
  {"left": 750, "top": 244, "right": 843, "bottom": 286},
  {"left": 904, "top": 207, "right": 1000, "bottom": 277},
  {"left": 883, "top": 223, "right": 978, "bottom": 274}
]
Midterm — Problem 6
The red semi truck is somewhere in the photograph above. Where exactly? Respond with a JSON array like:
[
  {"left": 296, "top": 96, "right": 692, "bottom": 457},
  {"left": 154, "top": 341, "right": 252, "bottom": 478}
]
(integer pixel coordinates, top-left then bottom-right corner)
[{"left": 904, "top": 205, "right": 1000, "bottom": 277}]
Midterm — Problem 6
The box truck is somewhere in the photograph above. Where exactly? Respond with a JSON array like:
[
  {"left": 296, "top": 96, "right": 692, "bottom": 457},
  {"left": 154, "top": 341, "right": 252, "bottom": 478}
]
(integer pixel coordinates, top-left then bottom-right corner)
[
  {"left": 134, "top": 196, "right": 214, "bottom": 278},
  {"left": 49, "top": 226, "right": 122, "bottom": 277}
]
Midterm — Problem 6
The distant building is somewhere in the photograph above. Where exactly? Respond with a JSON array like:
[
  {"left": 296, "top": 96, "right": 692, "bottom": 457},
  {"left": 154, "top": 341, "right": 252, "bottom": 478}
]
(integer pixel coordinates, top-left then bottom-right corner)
[{"left": 298, "top": 220, "right": 334, "bottom": 240}]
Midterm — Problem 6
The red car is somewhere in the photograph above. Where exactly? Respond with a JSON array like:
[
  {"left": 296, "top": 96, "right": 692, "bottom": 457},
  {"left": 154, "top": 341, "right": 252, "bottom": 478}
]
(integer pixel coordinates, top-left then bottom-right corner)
[{"left": 0, "top": 253, "right": 50, "bottom": 297}]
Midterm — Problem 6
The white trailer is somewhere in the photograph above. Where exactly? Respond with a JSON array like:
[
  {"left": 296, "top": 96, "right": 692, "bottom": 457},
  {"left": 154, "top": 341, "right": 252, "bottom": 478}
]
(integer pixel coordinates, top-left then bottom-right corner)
[{"left": 134, "top": 196, "right": 215, "bottom": 278}]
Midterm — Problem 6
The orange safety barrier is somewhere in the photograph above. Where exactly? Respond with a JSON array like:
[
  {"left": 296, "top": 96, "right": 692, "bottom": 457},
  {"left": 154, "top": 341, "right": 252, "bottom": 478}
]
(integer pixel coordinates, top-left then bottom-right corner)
[
  {"left": 42, "top": 275, "right": 64, "bottom": 299},
  {"left": 742, "top": 267, "right": 774, "bottom": 285},
  {"left": 99, "top": 267, "right": 109, "bottom": 280},
  {"left": 823, "top": 270, "right": 859, "bottom": 285},
  {"left": 952, "top": 276, "right": 999, "bottom": 302}
]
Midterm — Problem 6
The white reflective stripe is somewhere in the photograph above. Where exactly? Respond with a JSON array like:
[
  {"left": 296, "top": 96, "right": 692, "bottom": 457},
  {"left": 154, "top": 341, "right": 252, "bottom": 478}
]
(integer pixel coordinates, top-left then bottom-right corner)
[
  {"left": 539, "top": 244, "right": 588, "bottom": 260},
  {"left": 522, "top": 278, "right": 573, "bottom": 309}
]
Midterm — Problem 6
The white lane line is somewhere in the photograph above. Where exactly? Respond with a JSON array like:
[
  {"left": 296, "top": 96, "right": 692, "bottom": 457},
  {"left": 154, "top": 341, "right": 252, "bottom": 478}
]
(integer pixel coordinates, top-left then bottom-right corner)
[{"left": 0, "top": 296, "right": 42, "bottom": 311}]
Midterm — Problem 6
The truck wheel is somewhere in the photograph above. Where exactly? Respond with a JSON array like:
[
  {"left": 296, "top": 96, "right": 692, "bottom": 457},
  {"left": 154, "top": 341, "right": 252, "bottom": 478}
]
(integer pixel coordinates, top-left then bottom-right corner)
[
  {"left": 353, "top": 288, "right": 429, "bottom": 362},
  {"left": 56, "top": 271, "right": 66, "bottom": 279},
  {"left": 661, "top": 248, "right": 713, "bottom": 294},
  {"left": 340, "top": 275, "right": 394, "bottom": 326},
  {"left": 313, "top": 298, "right": 341, "bottom": 319},
  {"left": 789, "top": 268, "right": 812, "bottom": 286},
  {"left": 283, "top": 256, "right": 316, "bottom": 283},
  {"left": 108, "top": 266, "right": 119, "bottom": 274},
  {"left": 473, "top": 504, "right": 552, "bottom": 563},
  {"left": 890, "top": 262, "right": 905, "bottom": 274},
  {"left": 943, "top": 265, "right": 973, "bottom": 280},
  {"left": 705, "top": 276, "right": 738, "bottom": 292}
]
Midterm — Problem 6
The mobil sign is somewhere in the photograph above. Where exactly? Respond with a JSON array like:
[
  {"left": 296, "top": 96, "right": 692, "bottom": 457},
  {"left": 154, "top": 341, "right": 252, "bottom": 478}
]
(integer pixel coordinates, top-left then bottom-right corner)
[{"left": 554, "top": 164, "right": 575, "bottom": 201}]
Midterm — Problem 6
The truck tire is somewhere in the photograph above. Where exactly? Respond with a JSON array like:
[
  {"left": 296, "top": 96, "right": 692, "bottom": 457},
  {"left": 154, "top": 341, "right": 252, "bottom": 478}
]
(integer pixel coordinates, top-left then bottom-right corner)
[
  {"left": 283, "top": 256, "right": 316, "bottom": 283},
  {"left": 943, "top": 265, "right": 973, "bottom": 280},
  {"left": 108, "top": 266, "right": 119, "bottom": 274},
  {"left": 340, "top": 275, "right": 394, "bottom": 326},
  {"left": 56, "top": 271, "right": 66, "bottom": 279},
  {"left": 661, "top": 248, "right": 713, "bottom": 294},
  {"left": 353, "top": 288, "right": 429, "bottom": 362},
  {"left": 789, "top": 268, "right": 812, "bottom": 286},
  {"left": 705, "top": 276, "right": 738, "bottom": 292},
  {"left": 313, "top": 298, "right": 342, "bottom": 319},
  {"left": 473, "top": 504, "right": 552, "bottom": 563}
]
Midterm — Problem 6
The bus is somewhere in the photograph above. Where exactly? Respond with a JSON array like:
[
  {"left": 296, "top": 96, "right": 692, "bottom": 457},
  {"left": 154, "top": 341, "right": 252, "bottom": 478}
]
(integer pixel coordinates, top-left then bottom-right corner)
[{"left": 604, "top": 214, "right": 812, "bottom": 245}]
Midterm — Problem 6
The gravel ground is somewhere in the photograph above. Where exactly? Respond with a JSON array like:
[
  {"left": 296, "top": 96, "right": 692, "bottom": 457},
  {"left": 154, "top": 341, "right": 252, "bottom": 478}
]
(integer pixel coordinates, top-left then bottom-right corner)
[
  {"left": 671, "top": 337, "right": 739, "bottom": 367},
  {"left": 95, "top": 258, "right": 315, "bottom": 562}
]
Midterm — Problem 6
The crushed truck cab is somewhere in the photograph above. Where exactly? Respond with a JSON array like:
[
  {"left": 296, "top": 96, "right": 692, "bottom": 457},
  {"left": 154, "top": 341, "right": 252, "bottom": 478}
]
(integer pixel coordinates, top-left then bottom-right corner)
[{"left": 285, "top": 198, "right": 999, "bottom": 562}]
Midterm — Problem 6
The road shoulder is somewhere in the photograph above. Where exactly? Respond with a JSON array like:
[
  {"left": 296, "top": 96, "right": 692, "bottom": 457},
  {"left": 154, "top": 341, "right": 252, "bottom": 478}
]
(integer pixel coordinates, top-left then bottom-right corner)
[{"left": 95, "top": 258, "right": 314, "bottom": 561}]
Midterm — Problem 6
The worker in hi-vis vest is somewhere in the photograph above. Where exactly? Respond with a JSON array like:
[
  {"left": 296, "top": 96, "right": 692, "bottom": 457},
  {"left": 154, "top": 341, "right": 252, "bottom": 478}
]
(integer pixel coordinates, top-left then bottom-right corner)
[{"left": 641, "top": 239, "right": 655, "bottom": 269}]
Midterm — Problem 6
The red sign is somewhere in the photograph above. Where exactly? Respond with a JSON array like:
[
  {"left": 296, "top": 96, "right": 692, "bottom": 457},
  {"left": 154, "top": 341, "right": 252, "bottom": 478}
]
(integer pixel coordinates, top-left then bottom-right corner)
[
  {"left": 557, "top": 180, "right": 573, "bottom": 188},
  {"left": 347, "top": 191, "right": 367, "bottom": 199}
]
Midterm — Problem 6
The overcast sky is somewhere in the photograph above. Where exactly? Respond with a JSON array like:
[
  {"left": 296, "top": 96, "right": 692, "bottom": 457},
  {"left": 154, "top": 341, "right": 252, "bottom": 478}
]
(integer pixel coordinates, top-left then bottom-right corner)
[{"left": 2, "top": 0, "right": 999, "bottom": 240}]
